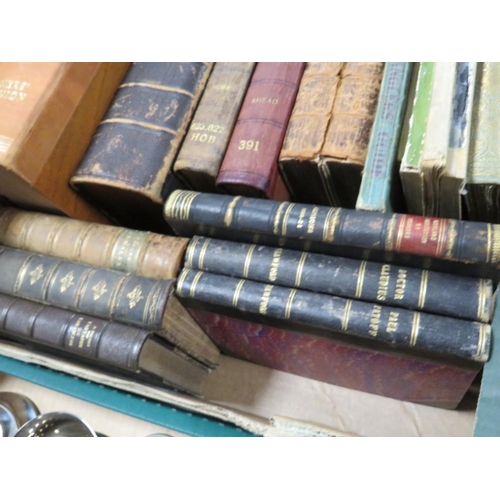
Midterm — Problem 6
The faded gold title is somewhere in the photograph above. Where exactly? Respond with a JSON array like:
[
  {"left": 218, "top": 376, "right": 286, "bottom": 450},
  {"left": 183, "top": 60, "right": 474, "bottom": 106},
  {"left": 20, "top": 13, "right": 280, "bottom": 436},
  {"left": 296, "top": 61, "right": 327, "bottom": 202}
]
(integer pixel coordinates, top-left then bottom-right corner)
[{"left": 0, "top": 79, "right": 30, "bottom": 101}]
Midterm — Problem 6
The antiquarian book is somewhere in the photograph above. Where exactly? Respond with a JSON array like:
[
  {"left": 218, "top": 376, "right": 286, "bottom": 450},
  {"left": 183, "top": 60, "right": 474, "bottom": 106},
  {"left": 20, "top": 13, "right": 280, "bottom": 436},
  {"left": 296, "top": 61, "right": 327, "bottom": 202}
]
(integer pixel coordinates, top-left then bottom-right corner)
[
  {"left": 0, "top": 62, "right": 130, "bottom": 223},
  {"left": 438, "top": 63, "right": 477, "bottom": 220},
  {"left": 70, "top": 62, "right": 213, "bottom": 231},
  {"left": 355, "top": 62, "right": 413, "bottom": 213},
  {"left": 188, "top": 308, "right": 480, "bottom": 408},
  {"left": 215, "top": 62, "right": 305, "bottom": 200},
  {"left": 0, "top": 293, "right": 207, "bottom": 395},
  {"left": 164, "top": 190, "right": 500, "bottom": 269},
  {"left": 173, "top": 63, "right": 256, "bottom": 192},
  {"left": 176, "top": 269, "right": 491, "bottom": 363},
  {"left": 184, "top": 236, "right": 493, "bottom": 322},
  {"left": 465, "top": 63, "right": 500, "bottom": 223},
  {"left": 0, "top": 246, "right": 219, "bottom": 368},
  {"left": 0, "top": 207, "right": 188, "bottom": 280},
  {"left": 279, "top": 62, "right": 384, "bottom": 208}
]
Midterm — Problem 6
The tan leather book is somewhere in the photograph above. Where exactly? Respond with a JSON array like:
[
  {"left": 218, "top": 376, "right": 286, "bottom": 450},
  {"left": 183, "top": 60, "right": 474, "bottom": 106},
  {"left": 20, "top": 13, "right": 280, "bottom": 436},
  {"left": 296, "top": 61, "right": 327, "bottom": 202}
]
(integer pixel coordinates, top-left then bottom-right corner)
[
  {"left": 0, "top": 207, "right": 188, "bottom": 280},
  {"left": 0, "top": 62, "right": 130, "bottom": 223},
  {"left": 280, "top": 62, "right": 384, "bottom": 208}
]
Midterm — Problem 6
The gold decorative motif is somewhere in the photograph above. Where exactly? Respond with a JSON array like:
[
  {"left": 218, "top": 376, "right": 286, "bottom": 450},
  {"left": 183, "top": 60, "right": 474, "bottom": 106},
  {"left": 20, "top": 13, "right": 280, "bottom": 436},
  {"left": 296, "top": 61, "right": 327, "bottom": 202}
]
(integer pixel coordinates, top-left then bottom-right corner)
[
  {"left": 92, "top": 280, "right": 108, "bottom": 301},
  {"left": 232, "top": 279, "right": 245, "bottom": 307},
  {"left": 284, "top": 289, "right": 297, "bottom": 319},
  {"left": 29, "top": 265, "right": 44, "bottom": 285},
  {"left": 60, "top": 271, "right": 75, "bottom": 293},
  {"left": 224, "top": 196, "right": 242, "bottom": 228},
  {"left": 341, "top": 300, "right": 353, "bottom": 331},
  {"left": 323, "top": 208, "right": 341, "bottom": 243},
  {"left": 355, "top": 261, "right": 368, "bottom": 298},
  {"left": 417, "top": 270, "right": 429, "bottom": 309},
  {"left": 410, "top": 312, "right": 421, "bottom": 347},
  {"left": 127, "top": 285, "right": 144, "bottom": 308}
]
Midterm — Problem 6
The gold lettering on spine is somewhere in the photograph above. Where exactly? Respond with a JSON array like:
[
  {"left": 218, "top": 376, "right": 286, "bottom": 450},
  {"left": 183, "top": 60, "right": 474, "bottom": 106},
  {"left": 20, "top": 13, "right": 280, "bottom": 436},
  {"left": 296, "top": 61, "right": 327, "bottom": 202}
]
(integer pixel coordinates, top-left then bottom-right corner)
[
  {"left": 189, "top": 271, "right": 203, "bottom": 298},
  {"left": 385, "top": 214, "right": 398, "bottom": 251},
  {"left": 376, "top": 264, "right": 391, "bottom": 301},
  {"left": 417, "top": 270, "right": 429, "bottom": 309},
  {"left": 368, "top": 305, "right": 382, "bottom": 337},
  {"left": 410, "top": 312, "right": 421, "bottom": 347},
  {"left": 295, "top": 253, "right": 307, "bottom": 288},
  {"left": 394, "top": 269, "right": 407, "bottom": 300},
  {"left": 186, "top": 236, "right": 201, "bottom": 269},
  {"left": 224, "top": 196, "right": 242, "bottom": 228},
  {"left": 476, "top": 324, "right": 489, "bottom": 362},
  {"left": 197, "top": 238, "right": 211, "bottom": 270},
  {"left": 273, "top": 203, "right": 287, "bottom": 235},
  {"left": 243, "top": 245, "right": 256, "bottom": 278},
  {"left": 110, "top": 230, "right": 149, "bottom": 274},
  {"left": 307, "top": 207, "right": 319, "bottom": 234},
  {"left": 68, "top": 317, "right": 84, "bottom": 347},
  {"left": 323, "top": 208, "right": 341, "bottom": 243},
  {"left": 355, "top": 261, "right": 367, "bottom": 298},
  {"left": 284, "top": 289, "right": 297, "bottom": 320},
  {"left": 281, "top": 203, "right": 295, "bottom": 236},
  {"left": 490, "top": 225, "right": 500, "bottom": 264},
  {"left": 0, "top": 135, "right": 13, "bottom": 154},
  {"left": 232, "top": 279, "right": 245, "bottom": 307},
  {"left": 259, "top": 284, "right": 274, "bottom": 315},
  {"left": 478, "top": 279, "right": 490, "bottom": 322},
  {"left": 444, "top": 220, "right": 457, "bottom": 259},
  {"left": 268, "top": 248, "right": 283, "bottom": 282},
  {"left": 341, "top": 300, "right": 353, "bottom": 331}
]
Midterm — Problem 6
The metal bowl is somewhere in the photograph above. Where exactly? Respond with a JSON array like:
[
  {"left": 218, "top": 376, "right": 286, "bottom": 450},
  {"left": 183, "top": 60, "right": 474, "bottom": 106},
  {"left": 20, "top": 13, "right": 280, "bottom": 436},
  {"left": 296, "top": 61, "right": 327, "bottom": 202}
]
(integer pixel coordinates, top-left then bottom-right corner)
[
  {"left": 0, "top": 403, "right": 17, "bottom": 437},
  {"left": 14, "top": 412, "right": 98, "bottom": 437},
  {"left": 0, "top": 392, "right": 40, "bottom": 431}
]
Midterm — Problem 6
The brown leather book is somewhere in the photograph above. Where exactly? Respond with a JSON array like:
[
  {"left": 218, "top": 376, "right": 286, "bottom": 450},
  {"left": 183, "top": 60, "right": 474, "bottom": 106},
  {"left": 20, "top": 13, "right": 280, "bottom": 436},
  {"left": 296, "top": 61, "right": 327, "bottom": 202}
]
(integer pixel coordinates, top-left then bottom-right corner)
[
  {"left": 280, "top": 62, "right": 384, "bottom": 208},
  {"left": 173, "top": 62, "right": 256, "bottom": 192},
  {"left": 216, "top": 62, "right": 305, "bottom": 200},
  {"left": 0, "top": 245, "right": 220, "bottom": 368},
  {"left": 0, "top": 206, "right": 188, "bottom": 280},
  {"left": 0, "top": 293, "right": 208, "bottom": 395},
  {"left": 0, "top": 62, "right": 130, "bottom": 223},
  {"left": 71, "top": 63, "right": 213, "bottom": 232}
]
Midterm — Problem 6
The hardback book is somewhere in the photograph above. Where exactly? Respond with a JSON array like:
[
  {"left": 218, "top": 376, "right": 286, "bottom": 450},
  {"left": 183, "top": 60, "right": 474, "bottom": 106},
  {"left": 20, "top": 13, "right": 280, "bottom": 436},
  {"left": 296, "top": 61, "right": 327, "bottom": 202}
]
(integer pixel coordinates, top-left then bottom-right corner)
[
  {"left": 0, "top": 246, "right": 219, "bottom": 368},
  {"left": 279, "top": 62, "right": 385, "bottom": 208},
  {"left": 400, "top": 63, "right": 456, "bottom": 217},
  {"left": 183, "top": 236, "right": 493, "bottom": 322},
  {"left": 355, "top": 62, "right": 413, "bottom": 213},
  {"left": 173, "top": 63, "right": 256, "bottom": 192},
  {"left": 164, "top": 190, "right": 500, "bottom": 270},
  {"left": 0, "top": 206, "right": 189, "bottom": 280},
  {"left": 0, "top": 62, "right": 130, "bottom": 223},
  {"left": 176, "top": 268, "right": 491, "bottom": 363},
  {"left": 465, "top": 63, "right": 500, "bottom": 223},
  {"left": 438, "top": 63, "right": 477, "bottom": 220},
  {"left": 0, "top": 293, "right": 208, "bottom": 395},
  {"left": 215, "top": 62, "right": 305, "bottom": 200},
  {"left": 70, "top": 62, "right": 213, "bottom": 231}
]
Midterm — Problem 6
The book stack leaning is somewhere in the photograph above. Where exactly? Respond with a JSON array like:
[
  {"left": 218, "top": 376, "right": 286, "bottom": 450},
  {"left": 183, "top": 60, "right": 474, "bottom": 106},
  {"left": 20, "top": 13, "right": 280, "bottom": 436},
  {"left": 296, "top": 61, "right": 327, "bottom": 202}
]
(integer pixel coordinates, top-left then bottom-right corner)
[{"left": 0, "top": 208, "right": 220, "bottom": 396}]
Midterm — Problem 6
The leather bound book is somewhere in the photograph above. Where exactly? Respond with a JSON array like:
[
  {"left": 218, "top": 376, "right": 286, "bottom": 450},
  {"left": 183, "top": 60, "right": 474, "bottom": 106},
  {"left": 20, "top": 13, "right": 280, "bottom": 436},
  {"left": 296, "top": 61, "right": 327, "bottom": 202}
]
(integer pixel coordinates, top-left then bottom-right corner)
[
  {"left": 0, "top": 293, "right": 208, "bottom": 395},
  {"left": 173, "top": 63, "right": 256, "bottom": 192},
  {"left": 70, "top": 63, "right": 213, "bottom": 231},
  {"left": 0, "top": 246, "right": 219, "bottom": 368},
  {"left": 176, "top": 269, "right": 491, "bottom": 363},
  {"left": 465, "top": 63, "right": 500, "bottom": 223},
  {"left": 280, "top": 63, "right": 384, "bottom": 208},
  {"left": 0, "top": 206, "right": 188, "bottom": 280},
  {"left": 215, "top": 62, "right": 305, "bottom": 200},
  {"left": 184, "top": 236, "right": 494, "bottom": 322},
  {"left": 0, "top": 62, "right": 130, "bottom": 223}
]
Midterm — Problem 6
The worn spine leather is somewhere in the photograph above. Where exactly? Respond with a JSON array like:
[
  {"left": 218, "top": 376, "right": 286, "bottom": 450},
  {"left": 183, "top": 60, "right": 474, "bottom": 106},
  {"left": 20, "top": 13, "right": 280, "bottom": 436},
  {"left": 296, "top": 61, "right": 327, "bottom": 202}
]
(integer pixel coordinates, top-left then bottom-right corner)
[
  {"left": 280, "top": 63, "right": 384, "bottom": 208},
  {"left": 176, "top": 268, "right": 490, "bottom": 363},
  {"left": 71, "top": 63, "right": 213, "bottom": 230},
  {"left": 0, "top": 206, "right": 188, "bottom": 279},
  {"left": 184, "top": 236, "right": 493, "bottom": 322},
  {"left": 215, "top": 62, "right": 305, "bottom": 199},
  {"left": 164, "top": 190, "right": 500, "bottom": 267},
  {"left": 174, "top": 63, "right": 256, "bottom": 192}
]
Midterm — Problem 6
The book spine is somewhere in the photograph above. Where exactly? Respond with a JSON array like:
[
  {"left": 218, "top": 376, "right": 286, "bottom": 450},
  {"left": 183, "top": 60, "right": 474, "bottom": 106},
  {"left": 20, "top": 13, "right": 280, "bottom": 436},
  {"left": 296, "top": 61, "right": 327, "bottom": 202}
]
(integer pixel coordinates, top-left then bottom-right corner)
[
  {"left": 0, "top": 293, "right": 148, "bottom": 372},
  {"left": 176, "top": 269, "right": 491, "bottom": 362},
  {"left": 164, "top": 190, "right": 500, "bottom": 266},
  {"left": 216, "top": 62, "right": 305, "bottom": 199},
  {"left": 185, "top": 236, "right": 493, "bottom": 322},
  {"left": 173, "top": 63, "right": 256, "bottom": 192},
  {"left": 355, "top": 63, "right": 413, "bottom": 212},
  {"left": 0, "top": 207, "right": 188, "bottom": 279},
  {"left": 0, "top": 245, "right": 172, "bottom": 329}
]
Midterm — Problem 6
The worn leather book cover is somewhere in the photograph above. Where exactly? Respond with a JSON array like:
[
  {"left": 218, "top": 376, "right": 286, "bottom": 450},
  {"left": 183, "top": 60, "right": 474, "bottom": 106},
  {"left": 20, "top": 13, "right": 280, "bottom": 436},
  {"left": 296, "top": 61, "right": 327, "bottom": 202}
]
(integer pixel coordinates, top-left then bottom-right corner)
[
  {"left": 184, "top": 236, "right": 493, "bottom": 322},
  {"left": 355, "top": 63, "right": 413, "bottom": 213},
  {"left": 0, "top": 245, "right": 219, "bottom": 368},
  {"left": 465, "top": 63, "right": 500, "bottom": 223},
  {"left": 0, "top": 293, "right": 208, "bottom": 395},
  {"left": 0, "top": 62, "right": 130, "bottom": 223},
  {"left": 174, "top": 63, "right": 256, "bottom": 192},
  {"left": 215, "top": 62, "right": 305, "bottom": 200},
  {"left": 280, "top": 63, "right": 384, "bottom": 208},
  {"left": 176, "top": 268, "right": 491, "bottom": 363},
  {"left": 71, "top": 63, "right": 213, "bottom": 231},
  {"left": 0, "top": 206, "right": 188, "bottom": 280}
]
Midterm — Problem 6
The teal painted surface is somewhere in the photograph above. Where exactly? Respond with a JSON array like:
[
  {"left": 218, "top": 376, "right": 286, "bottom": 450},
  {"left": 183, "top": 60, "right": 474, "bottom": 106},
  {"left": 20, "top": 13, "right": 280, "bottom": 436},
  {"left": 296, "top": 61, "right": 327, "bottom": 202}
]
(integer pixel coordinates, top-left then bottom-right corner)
[
  {"left": 0, "top": 355, "right": 255, "bottom": 437},
  {"left": 473, "top": 293, "right": 500, "bottom": 436}
]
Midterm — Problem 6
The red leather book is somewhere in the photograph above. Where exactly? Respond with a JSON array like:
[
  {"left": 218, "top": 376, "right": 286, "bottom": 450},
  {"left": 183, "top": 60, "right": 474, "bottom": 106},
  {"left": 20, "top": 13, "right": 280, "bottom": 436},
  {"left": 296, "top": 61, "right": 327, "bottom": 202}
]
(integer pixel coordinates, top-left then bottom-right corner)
[{"left": 216, "top": 62, "right": 305, "bottom": 200}]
